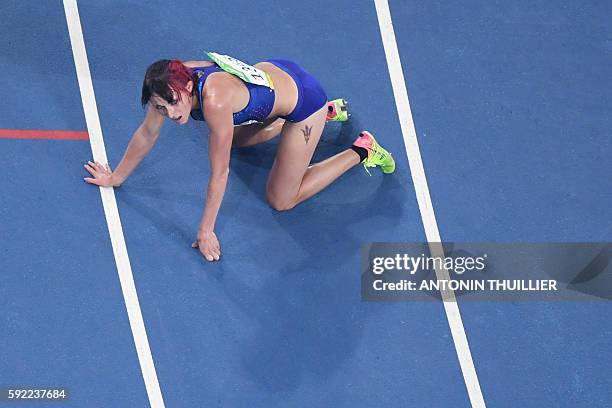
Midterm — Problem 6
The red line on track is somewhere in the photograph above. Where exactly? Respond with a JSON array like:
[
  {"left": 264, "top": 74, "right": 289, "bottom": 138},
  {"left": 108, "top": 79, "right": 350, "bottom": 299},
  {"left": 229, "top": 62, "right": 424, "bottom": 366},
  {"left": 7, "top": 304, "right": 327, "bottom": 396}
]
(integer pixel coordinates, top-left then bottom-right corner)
[{"left": 0, "top": 129, "right": 89, "bottom": 140}]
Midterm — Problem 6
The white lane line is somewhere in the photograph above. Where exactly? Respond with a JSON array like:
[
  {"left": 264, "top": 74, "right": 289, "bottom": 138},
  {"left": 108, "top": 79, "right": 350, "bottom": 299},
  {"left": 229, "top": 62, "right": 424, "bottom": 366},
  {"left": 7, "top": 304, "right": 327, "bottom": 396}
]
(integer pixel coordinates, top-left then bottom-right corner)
[
  {"left": 373, "top": 1, "right": 486, "bottom": 407},
  {"left": 63, "top": 1, "right": 165, "bottom": 407}
]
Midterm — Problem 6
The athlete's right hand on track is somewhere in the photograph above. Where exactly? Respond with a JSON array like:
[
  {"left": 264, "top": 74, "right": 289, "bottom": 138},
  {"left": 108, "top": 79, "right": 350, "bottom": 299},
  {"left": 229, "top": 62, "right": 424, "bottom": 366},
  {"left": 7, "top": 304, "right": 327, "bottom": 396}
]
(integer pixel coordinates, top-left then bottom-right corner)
[
  {"left": 84, "top": 161, "right": 119, "bottom": 187},
  {"left": 192, "top": 230, "right": 221, "bottom": 262}
]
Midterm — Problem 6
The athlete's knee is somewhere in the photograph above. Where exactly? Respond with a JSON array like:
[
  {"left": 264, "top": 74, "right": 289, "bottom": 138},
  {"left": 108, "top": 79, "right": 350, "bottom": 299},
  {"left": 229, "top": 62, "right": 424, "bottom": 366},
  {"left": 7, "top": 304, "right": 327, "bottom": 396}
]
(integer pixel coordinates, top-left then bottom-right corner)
[{"left": 266, "top": 192, "right": 296, "bottom": 211}]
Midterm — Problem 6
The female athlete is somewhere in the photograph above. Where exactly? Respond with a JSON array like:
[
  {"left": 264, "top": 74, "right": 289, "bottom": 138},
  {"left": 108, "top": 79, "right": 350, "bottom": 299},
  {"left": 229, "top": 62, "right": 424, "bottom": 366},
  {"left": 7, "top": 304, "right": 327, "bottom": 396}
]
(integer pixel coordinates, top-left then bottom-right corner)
[{"left": 83, "top": 53, "right": 395, "bottom": 262}]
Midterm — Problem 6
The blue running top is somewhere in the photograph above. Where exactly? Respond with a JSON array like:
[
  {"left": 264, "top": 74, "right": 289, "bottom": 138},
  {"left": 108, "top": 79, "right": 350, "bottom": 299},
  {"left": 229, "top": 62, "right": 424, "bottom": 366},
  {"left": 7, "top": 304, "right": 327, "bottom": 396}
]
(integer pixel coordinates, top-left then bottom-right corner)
[{"left": 189, "top": 65, "right": 275, "bottom": 126}]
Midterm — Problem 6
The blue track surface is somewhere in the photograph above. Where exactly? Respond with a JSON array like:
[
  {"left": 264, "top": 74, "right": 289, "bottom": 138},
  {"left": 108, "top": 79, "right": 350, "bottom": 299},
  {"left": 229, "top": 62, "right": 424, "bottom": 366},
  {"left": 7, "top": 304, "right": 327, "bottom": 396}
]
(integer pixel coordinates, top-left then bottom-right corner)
[
  {"left": 390, "top": 1, "right": 612, "bottom": 406},
  {"left": 1, "top": 0, "right": 610, "bottom": 407}
]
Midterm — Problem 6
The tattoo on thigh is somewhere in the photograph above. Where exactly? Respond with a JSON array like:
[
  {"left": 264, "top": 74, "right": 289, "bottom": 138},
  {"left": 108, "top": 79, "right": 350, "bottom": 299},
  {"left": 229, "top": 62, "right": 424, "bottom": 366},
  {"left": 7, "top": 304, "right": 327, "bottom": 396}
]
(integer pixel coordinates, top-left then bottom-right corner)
[{"left": 301, "top": 125, "right": 312, "bottom": 144}]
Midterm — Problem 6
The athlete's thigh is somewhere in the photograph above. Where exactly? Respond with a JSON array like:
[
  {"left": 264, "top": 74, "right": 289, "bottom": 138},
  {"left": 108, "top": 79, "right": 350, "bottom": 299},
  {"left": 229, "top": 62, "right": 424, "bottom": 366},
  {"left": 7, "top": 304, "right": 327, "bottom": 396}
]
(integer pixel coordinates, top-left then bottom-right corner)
[
  {"left": 232, "top": 117, "right": 284, "bottom": 147},
  {"left": 266, "top": 105, "right": 327, "bottom": 199}
]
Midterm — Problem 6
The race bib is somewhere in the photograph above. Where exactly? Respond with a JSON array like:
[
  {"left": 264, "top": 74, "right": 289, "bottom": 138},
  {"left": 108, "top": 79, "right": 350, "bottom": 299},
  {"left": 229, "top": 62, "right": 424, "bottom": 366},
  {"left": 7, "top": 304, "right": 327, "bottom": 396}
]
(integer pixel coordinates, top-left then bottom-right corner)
[{"left": 206, "top": 52, "right": 274, "bottom": 89}]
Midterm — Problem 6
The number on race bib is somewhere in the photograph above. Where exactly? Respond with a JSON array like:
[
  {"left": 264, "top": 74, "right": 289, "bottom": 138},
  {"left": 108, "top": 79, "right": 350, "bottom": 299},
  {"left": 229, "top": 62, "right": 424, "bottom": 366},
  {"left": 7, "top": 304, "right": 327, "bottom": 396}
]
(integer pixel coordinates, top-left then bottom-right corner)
[{"left": 206, "top": 52, "right": 274, "bottom": 89}]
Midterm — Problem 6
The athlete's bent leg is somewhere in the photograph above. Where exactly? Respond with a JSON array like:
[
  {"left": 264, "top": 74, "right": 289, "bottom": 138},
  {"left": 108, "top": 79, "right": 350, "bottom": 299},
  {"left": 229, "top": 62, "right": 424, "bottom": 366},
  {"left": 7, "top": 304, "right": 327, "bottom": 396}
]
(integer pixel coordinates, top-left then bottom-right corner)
[{"left": 266, "top": 106, "right": 361, "bottom": 211}]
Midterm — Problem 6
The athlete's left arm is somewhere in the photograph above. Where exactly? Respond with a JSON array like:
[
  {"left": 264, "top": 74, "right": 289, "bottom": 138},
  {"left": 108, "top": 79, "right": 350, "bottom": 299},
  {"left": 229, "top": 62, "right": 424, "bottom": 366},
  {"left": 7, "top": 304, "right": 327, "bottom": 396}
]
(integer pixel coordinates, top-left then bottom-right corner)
[{"left": 195, "top": 86, "right": 234, "bottom": 261}]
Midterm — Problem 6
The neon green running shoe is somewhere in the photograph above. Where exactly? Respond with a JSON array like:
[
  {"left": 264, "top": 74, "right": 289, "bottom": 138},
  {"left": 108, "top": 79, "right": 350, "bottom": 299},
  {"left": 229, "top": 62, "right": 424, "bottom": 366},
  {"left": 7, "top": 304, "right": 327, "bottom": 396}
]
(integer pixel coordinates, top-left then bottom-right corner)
[
  {"left": 353, "top": 131, "right": 395, "bottom": 175},
  {"left": 326, "top": 98, "right": 350, "bottom": 122}
]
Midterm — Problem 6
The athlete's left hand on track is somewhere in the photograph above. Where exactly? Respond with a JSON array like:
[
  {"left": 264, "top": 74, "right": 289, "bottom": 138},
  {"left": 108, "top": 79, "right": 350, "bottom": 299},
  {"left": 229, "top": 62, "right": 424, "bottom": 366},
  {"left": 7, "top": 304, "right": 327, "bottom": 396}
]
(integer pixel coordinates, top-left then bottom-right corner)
[{"left": 192, "top": 230, "right": 221, "bottom": 262}]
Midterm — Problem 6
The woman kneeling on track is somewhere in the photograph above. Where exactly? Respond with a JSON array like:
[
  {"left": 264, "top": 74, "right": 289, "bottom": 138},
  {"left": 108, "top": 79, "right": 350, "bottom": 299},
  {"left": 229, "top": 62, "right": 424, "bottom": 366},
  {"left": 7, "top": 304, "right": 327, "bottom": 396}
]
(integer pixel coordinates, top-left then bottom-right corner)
[{"left": 83, "top": 53, "right": 395, "bottom": 262}]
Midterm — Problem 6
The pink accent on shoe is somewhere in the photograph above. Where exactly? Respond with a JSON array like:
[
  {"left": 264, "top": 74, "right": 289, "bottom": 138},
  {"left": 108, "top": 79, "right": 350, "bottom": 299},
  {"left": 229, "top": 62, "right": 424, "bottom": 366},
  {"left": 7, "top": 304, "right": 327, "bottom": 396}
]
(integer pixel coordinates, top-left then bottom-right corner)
[
  {"left": 352, "top": 131, "right": 374, "bottom": 151},
  {"left": 326, "top": 101, "right": 337, "bottom": 121}
]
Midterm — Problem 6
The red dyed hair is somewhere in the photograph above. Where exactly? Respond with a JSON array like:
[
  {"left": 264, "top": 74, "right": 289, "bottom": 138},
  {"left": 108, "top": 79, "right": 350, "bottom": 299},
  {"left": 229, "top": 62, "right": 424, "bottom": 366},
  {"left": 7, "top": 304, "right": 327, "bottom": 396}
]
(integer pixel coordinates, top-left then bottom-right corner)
[{"left": 141, "top": 59, "right": 195, "bottom": 106}]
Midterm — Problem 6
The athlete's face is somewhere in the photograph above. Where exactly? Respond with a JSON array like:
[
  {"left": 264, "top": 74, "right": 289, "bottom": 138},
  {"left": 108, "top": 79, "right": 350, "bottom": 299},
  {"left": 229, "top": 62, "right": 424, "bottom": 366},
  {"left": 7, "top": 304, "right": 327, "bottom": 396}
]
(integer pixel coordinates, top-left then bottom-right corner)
[{"left": 150, "top": 81, "right": 194, "bottom": 125}]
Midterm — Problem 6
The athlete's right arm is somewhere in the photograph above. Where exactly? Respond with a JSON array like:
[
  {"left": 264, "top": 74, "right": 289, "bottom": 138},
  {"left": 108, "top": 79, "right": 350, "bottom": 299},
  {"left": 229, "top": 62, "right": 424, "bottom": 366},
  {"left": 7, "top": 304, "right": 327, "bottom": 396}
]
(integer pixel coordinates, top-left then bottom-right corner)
[{"left": 84, "top": 106, "right": 164, "bottom": 187}]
